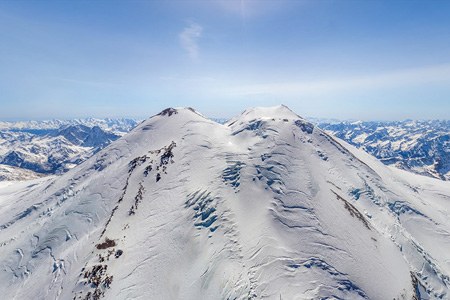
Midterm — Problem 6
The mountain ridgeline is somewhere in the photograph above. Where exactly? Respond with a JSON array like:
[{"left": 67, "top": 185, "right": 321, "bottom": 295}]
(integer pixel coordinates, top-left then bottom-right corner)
[
  {"left": 320, "top": 120, "right": 450, "bottom": 181},
  {"left": 0, "top": 121, "right": 130, "bottom": 177},
  {"left": 0, "top": 106, "right": 449, "bottom": 299}
]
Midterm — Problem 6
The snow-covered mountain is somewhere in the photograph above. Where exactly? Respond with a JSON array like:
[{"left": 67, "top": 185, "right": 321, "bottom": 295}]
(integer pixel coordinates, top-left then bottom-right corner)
[
  {"left": 0, "top": 165, "right": 42, "bottom": 181},
  {"left": 52, "top": 125, "right": 120, "bottom": 148},
  {"left": 0, "top": 118, "right": 139, "bottom": 136},
  {"left": 319, "top": 120, "right": 450, "bottom": 181},
  {"left": 0, "top": 106, "right": 449, "bottom": 299},
  {"left": 0, "top": 125, "right": 122, "bottom": 178}
]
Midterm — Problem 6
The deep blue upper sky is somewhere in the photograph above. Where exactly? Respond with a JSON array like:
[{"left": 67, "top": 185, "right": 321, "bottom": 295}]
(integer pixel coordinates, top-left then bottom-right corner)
[{"left": 1, "top": 0, "right": 449, "bottom": 120}]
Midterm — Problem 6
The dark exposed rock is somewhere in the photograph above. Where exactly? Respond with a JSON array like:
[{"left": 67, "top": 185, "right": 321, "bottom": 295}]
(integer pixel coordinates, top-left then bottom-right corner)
[
  {"left": 158, "top": 108, "right": 178, "bottom": 117},
  {"left": 295, "top": 120, "right": 314, "bottom": 134},
  {"left": 96, "top": 238, "right": 116, "bottom": 250},
  {"left": 115, "top": 250, "right": 123, "bottom": 258}
]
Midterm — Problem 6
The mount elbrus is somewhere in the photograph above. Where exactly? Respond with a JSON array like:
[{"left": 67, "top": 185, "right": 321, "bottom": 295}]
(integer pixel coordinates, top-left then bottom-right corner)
[{"left": 0, "top": 106, "right": 449, "bottom": 299}]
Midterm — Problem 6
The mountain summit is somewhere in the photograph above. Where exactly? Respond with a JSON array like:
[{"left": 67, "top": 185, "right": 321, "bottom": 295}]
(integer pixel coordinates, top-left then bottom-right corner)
[{"left": 0, "top": 106, "right": 449, "bottom": 299}]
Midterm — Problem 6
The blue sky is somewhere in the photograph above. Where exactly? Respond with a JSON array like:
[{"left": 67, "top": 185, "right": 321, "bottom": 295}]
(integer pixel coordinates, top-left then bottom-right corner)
[{"left": 0, "top": 0, "right": 449, "bottom": 120}]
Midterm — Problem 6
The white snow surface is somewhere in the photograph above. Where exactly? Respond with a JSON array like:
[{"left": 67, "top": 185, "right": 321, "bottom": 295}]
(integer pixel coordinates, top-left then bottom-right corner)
[{"left": 0, "top": 106, "right": 449, "bottom": 300}]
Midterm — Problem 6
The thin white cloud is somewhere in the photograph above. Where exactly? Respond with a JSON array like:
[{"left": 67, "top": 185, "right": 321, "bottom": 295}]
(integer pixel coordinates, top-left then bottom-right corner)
[
  {"left": 215, "top": 0, "right": 289, "bottom": 19},
  {"left": 225, "top": 63, "right": 450, "bottom": 97},
  {"left": 179, "top": 22, "right": 203, "bottom": 60}
]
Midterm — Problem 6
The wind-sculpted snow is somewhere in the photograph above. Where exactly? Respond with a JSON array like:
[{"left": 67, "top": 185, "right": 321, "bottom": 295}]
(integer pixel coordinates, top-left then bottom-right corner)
[
  {"left": 222, "top": 161, "right": 245, "bottom": 191},
  {"left": 185, "top": 190, "right": 220, "bottom": 232},
  {"left": 0, "top": 106, "right": 449, "bottom": 299}
]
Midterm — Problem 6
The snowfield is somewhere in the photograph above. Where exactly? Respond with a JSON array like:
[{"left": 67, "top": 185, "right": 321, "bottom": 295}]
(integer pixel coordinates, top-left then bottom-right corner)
[{"left": 0, "top": 106, "right": 449, "bottom": 299}]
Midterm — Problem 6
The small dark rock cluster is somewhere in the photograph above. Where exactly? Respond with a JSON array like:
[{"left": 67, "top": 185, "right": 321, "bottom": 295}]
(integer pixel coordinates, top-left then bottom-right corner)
[
  {"left": 95, "top": 238, "right": 116, "bottom": 250},
  {"left": 158, "top": 108, "right": 178, "bottom": 117},
  {"left": 294, "top": 119, "right": 314, "bottom": 134},
  {"left": 79, "top": 264, "right": 113, "bottom": 300}
]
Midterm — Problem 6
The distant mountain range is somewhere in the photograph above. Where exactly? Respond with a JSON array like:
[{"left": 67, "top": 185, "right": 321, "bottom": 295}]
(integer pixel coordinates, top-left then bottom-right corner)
[
  {"left": 1, "top": 117, "right": 448, "bottom": 182},
  {"left": 319, "top": 120, "right": 450, "bottom": 181},
  {"left": 0, "top": 118, "right": 140, "bottom": 179},
  {"left": 0, "top": 118, "right": 139, "bottom": 135},
  {"left": 0, "top": 164, "right": 42, "bottom": 181}
]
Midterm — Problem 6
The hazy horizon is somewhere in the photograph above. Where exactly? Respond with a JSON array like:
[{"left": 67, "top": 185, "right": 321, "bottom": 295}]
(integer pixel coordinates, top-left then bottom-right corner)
[{"left": 0, "top": 105, "right": 449, "bottom": 123}]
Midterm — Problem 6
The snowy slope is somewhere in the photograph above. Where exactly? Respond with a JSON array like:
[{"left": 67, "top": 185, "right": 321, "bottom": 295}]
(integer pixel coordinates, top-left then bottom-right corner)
[{"left": 0, "top": 106, "right": 449, "bottom": 299}]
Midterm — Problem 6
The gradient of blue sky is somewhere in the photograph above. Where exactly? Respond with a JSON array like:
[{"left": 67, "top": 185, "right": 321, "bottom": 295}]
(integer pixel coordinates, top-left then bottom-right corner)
[{"left": 0, "top": 0, "right": 449, "bottom": 120}]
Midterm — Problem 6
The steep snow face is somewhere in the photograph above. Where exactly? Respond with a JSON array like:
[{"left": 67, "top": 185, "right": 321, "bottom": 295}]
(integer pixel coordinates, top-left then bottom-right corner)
[{"left": 0, "top": 107, "right": 449, "bottom": 300}]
